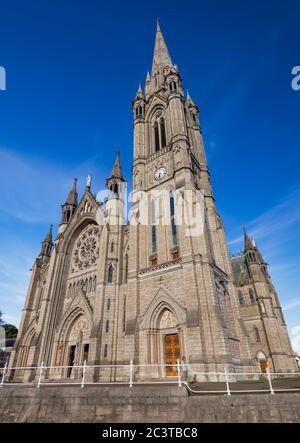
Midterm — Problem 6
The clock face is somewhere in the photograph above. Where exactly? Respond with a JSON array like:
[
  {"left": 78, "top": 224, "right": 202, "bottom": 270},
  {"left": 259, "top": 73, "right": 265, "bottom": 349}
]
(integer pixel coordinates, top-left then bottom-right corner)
[{"left": 154, "top": 167, "right": 167, "bottom": 180}]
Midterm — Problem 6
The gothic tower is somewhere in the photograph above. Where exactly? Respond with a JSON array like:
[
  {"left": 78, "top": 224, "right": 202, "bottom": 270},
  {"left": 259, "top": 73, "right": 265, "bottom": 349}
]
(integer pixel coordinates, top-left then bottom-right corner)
[
  {"left": 232, "top": 231, "right": 296, "bottom": 372},
  {"left": 122, "top": 22, "right": 256, "bottom": 375}
]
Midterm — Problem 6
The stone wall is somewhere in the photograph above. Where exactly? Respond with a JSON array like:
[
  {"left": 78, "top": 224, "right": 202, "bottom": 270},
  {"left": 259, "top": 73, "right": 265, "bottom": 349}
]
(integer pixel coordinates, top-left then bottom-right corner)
[{"left": 0, "top": 386, "right": 300, "bottom": 423}]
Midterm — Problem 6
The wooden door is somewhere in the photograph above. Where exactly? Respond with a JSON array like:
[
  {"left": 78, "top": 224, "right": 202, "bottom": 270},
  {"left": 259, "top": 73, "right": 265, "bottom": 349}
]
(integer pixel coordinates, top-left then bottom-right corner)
[
  {"left": 164, "top": 333, "right": 180, "bottom": 376},
  {"left": 259, "top": 359, "right": 268, "bottom": 373}
]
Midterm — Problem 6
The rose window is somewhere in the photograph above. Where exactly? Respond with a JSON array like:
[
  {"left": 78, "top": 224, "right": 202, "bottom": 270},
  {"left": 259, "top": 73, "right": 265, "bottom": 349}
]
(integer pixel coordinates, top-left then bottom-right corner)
[{"left": 71, "top": 226, "right": 99, "bottom": 273}]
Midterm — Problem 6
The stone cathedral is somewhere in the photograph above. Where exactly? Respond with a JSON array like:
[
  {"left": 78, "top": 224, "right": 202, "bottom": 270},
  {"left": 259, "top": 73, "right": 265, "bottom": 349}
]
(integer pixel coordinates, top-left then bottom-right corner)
[{"left": 10, "top": 23, "right": 297, "bottom": 381}]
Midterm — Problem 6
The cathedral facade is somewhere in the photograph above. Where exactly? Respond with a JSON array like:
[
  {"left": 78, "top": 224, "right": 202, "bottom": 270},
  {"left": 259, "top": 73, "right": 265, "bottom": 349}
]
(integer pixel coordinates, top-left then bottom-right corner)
[{"left": 10, "top": 23, "right": 297, "bottom": 381}]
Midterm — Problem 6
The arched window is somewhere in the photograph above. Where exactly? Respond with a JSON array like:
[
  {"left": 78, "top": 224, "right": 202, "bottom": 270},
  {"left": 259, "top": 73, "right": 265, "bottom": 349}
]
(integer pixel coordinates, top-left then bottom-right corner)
[
  {"left": 123, "top": 296, "right": 126, "bottom": 333},
  {"left": 238, "top": 290, "right": 244, "bottom": 306},
  {"left": 136, "top": 106, "right": 143, "bottom": 118},
  {"left": 254, "top": 326, "right": 260, "bottom": 342},
  {"left": 124, "top": 254, "right": 129, "bottom": 283},
  {"left": 108, "top": 265, "right": 113, "bottom": 283},
  {"left": 249, "top": 288, "right": 255, "bottom": 304},
  {"left": 64, "top": 210, "right": 70, "bottom": 222},
  {"left": 105, "top": 320, "right": 109, "bottom": 333},
  {"left": 111, "top": 241, "right": 114, "bottom": 252},
  {"left": 170, "top": 192, "right": 178, "bottom": 247},
  {"left": 113, "top": 183, "right": 118, "bottom": 195},
  {"left": 107, "top": 298, "right": 110, "bottom": 311},
  {"left": 171, "top": 219, "right": 177, "bottom": 246},
  {"left": 154, "top": 121, "right": 160, "bottom": 152},
  {"left": 169, "top": 81, "right": 177, "bottom": 92},
  {"left": 151, "top": 199, "right": 157, "bottom": 254},
  {"left": 104, "top": 344, "right": 108, "bottom": 358},
  {"left": 153, "top": 112, "right": 167, "bottom": 152},
  {"left": 93, "top": 276, "right": 96, "bottom": 292},
  {"left": 160, "top": 118, "right": 166, "bottom": 148},
  {"left": 151, "top": 225, "right": 157, "bottom": 253}
]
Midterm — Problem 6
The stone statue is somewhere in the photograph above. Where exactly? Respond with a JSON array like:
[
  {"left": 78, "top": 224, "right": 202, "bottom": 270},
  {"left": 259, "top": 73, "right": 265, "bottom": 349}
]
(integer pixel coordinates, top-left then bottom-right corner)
[{"left": 86, "top": 175, "right": 92, "bottom": 188}]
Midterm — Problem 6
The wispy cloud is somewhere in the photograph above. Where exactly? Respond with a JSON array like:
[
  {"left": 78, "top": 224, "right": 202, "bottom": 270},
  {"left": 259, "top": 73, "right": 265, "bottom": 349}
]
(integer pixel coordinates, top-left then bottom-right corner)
[
  {"left": 283, "top": 298, "right": 300, "bottom": 312},
  {"left": 0, "top": 147, "right": 107, "bottom": 224},
  {"left": 228, "top": 188, "right": 300, "bottom": 250}
]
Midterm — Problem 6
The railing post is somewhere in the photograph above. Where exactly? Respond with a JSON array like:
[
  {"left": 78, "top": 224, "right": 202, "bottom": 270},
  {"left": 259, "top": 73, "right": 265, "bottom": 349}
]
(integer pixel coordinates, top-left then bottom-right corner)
[
  {"left": 224, "top": 368, "right": 231, "bottom": 396},
  {"left": 129, "top": 359, "right": 133, "bottom": 388},
  {"left": 177, "top": 359, "right": 182, "bottom": 387},
  {"left": 266, "top": 368, "right": 275, "bottom": 395},
  {"left": 81, "top": 360, "right": 87, "bottom": 388},
  {"left": 37, "top": 361, "right": 44, "bottom": 389},
  {"left": 0, "top": 361, "right": 8, "bottom": 387}
]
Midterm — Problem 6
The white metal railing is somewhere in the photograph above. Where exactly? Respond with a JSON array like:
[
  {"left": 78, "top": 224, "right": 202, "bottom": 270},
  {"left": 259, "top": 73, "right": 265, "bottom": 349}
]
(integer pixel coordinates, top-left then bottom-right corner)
[{"left": 1, "top": 360, "right": 300, "bottom": 396}]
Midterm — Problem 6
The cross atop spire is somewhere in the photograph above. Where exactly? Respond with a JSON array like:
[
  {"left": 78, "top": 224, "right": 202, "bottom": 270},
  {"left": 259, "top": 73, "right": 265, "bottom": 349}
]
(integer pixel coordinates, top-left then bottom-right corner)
[{"left": 151, "top": 21, "right": 173, "bottom": 74}]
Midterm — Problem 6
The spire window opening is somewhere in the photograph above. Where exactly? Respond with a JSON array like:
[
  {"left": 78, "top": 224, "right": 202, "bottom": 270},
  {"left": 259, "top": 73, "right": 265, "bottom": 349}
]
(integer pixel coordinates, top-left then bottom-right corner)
[
  {"left": 108, "top": 265, "right": 113, "bottom": 283},
  {"left": 160, "top": 118, "right": 166, "bottom": 147},
  {"left": 123, "top": 296, "right": 126, "bottom": 333},
  {"left": 153, "top": 115, "right": 167, "bottom": 152},
  {"left": 169, "top": 81, "right": 177, "bottom": 92},
  {"left": 254, "top": 326, "right": 261, "bottom": 342},
  {"left": 151, "top": 225, "right": 157, "bottom": 254},
  {"left": 249, "top": 288, "right": 255, "bottom": 304},
  {"left": 124, "top": 254, "right": 129, "bottom": 283},
  {"left": 238, "top": 290, "right": 244, "bottom": 306},
  {"left": 170, "top": 192, "right": 178, "bottom": 247},
  {"left": 136, "top": 106, "right": 143, "bottom": 119},
  {"left": 154, "top": 121, "right": 160, "bottom": 152}
]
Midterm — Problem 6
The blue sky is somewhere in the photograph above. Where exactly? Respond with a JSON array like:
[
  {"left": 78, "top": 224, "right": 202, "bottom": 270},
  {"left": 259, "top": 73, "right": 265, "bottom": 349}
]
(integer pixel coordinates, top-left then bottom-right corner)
[{"left": 0, "top": 0, "right": 299, "bottom": 352}]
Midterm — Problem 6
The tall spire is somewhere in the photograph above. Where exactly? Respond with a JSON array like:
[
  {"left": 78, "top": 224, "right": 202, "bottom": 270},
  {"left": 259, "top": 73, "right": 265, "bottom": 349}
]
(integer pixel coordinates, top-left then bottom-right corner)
[
  {"left": 61, "top": 178, "right": 78, "bottom": 224},
  {"left": 110, "top": 151, "right": 124, "bottom": 180},
  {"left": 65, "top": 178, "right": 78, "bottom": 206},
  {"left": 40, "top": 224, "right": 53, "bottom": 257},
  {"left": 151, "top": 21, "right": 172, "bottom": 74},
  {"left": 244, "top": 228, "right": 254, "bottom": 251},
  {"left": 43, "top": 224, "right": 53, "bottom": 244}
]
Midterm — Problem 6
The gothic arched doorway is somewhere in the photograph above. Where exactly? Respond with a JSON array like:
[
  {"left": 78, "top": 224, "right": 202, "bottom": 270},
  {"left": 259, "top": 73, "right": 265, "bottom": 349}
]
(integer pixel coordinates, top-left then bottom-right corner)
[
  {"left": 145, "top": 308, "right": 185, "bottom": 377},
  {"left": 55, "top": 314, "right": 91, "bottom": 379},
  {"left": 66, "top": 315, "right": 90, "bottom": 378}
]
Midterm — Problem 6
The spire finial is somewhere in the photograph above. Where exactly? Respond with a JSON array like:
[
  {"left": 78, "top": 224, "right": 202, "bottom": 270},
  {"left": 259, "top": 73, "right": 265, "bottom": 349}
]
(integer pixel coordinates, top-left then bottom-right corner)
[{"left": 152, "top": 21, "right": 172, "bottom": 74}]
